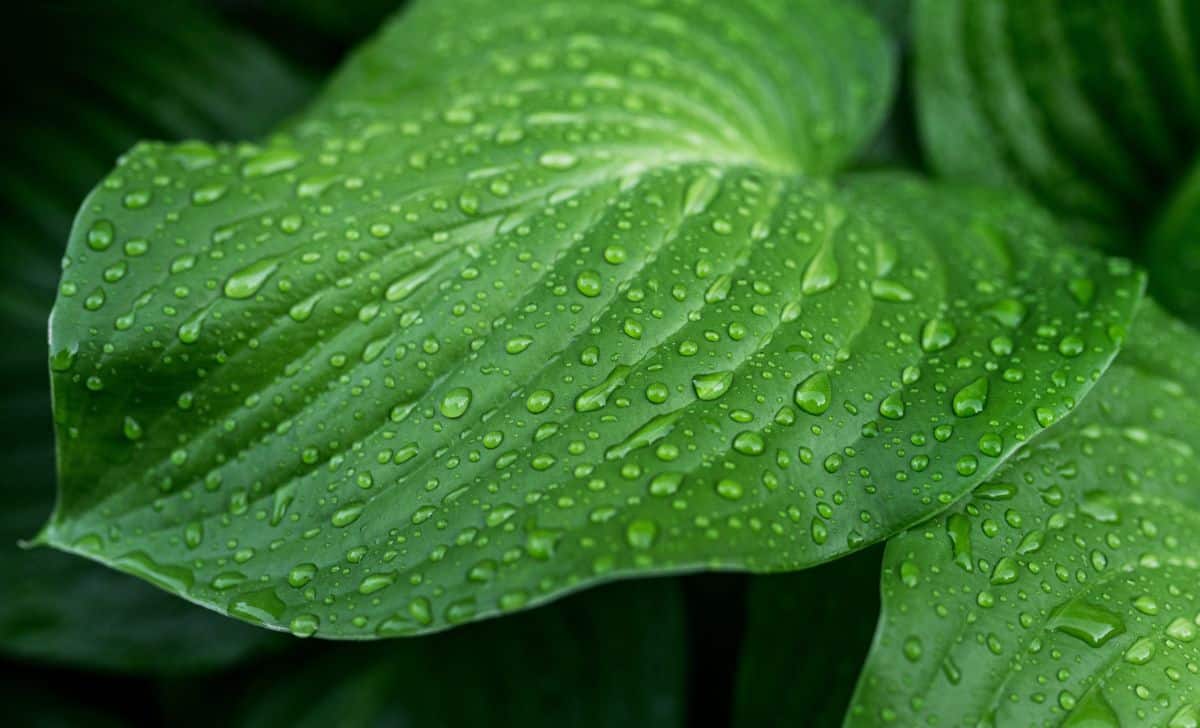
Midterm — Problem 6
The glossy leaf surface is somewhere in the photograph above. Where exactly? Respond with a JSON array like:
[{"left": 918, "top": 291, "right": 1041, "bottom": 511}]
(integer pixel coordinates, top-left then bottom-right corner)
[
  {"left": 44, "top": 0, "right": 1141, "bottom": 638},
  {"left": 848, "top": 303, "right": 1200, "bottom": 727}
]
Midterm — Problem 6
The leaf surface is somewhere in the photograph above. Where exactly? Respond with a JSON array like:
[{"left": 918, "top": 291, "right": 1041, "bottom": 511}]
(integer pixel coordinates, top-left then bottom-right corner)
[
  {"left": 45, "top": 0, "right": 1141, "bottom": 638},
  {"left": 847, "top": 302, "right": 1200, "bottom": 727}
]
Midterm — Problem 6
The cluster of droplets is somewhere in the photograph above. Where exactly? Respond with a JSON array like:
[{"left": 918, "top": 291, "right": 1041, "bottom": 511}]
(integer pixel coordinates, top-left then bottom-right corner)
[{"left": 851, "top": 361, "right": 1200, "bottom": 727}]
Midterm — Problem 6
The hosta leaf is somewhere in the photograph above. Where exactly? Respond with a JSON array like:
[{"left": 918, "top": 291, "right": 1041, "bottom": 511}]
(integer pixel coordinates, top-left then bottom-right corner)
[
  {"left": 165, "top": 578, "right": 685, "bottom": 728},
  {"left": 43, "top": 0, "right": 1141, "bottom": 639},
  {"left": 847, "top": 302, "right": 1200, "bottom": 727},
  {"left": 0, "top": 0, "right": 308, "bottom": 670},
  {"left": 914, "top": 0, "right": 1200, "bottom": 253},
  {"left": 733, "top": 547, "right": 882, "bottom": 728}
]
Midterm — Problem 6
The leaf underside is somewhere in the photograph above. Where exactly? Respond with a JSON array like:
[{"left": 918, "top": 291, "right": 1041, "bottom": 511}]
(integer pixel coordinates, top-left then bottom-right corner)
[
  {"left": 848, "top": 302, "right": 1200, "bottom": 727},
  {"left": 46, "top": 0, "right": 1141, "bottom": 639}
]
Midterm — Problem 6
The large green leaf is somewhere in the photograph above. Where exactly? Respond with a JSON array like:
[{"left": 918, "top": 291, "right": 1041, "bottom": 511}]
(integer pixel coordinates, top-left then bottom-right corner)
[
  {"left": 913, "top": 0, "right": 1200, "bottom": 325},
  {"left": 0, "top": 0, "right": 310, "bottom": 670},
  {"left": 162, "top": 578, "right": 685, "bottom": 727},
  {"left": 43, "top": 0, "right": 1141, "bottom": 639},
  {"left": 847, "top": 302, "right": 1200, "bottom": 727},
  {"left": 733, "top": 547, "right": 882, "bottom": 728}
]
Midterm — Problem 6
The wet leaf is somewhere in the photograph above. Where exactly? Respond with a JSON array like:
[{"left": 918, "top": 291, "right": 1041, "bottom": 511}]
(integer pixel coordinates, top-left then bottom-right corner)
[
  {"left": 43, "top": 0, "right": 1140, "bottom": 638},
  {"left": 848, "top": 303, "right": 1200, "bottom": 727}
]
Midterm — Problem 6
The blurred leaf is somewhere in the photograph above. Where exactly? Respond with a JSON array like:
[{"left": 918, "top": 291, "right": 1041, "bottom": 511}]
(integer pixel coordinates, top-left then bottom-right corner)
[
  {"left": 0, "top": 0, "right": 313, "bottom": 671},
  {"left": 913, "top": 0, "right": 1200, "bottom": 259}
]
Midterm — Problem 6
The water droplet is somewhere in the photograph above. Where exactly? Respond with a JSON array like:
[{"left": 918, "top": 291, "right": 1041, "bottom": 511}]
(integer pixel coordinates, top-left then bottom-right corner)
[
  {"left": 732, "top": 431, "right": 765, "bottom": 456},
  {"left": 440, "top": 387, "right": 473, "bottom": 418},
  {"left": 625, "top": 520, "right": 658, "bottom": 549},
  {"left": 224, "top": 258, "right": 279, "bottom": 299},
  {"left": 289, "top": 614, "right": 319, "bottom": 637},
  {"left": 716, "top": 479, "right": 744, "bottom": 500},
  {"left": 878, "top": 391, "right": 905, "bottom": 420},
  {"left": 506, "top": 336, "right": 534, "bottom": 354},
  {"left": 605, "top": 411, "right": 681, "bottom": 460},
  {"left": 952, "top": 376, "right": 989, "bottom": 417},
  {"left": 920, "top": 318, "right": 957, "bottom": 352},
  {"left": 794, "top": 371, "right": 831, "bottom": 415},
  {"left": 241, "top": 147, "right": 303, "bottom": 178},
  {"left": 946, "top": 514, "right": 973, "bottom": 572},
  {"left": 525, "top": 390, "right": 554, "bottom": 414},
  {"left": 87, "top": 220, "right": 115, "bottom": 251},
  {"left": 228, "top": 588, "right": 286, "bottom": 624},
  {"left": 358, "top": 571, "right": 397, "bottom": 595},
  {"left": 989, "top": 556, "right": 1019, "bottom": 585},
  {"left": 288, "top": 563, "right": 317, "bottom": 588},
  {"left": 331, "top": 502, "right": 364, "bottom": 527},
  {"left": 575, "top": 365, "right": 631, "bottom": 412},
  {"left": 1049, "top": 602, "right": 1126, "bottom": 647},
  {"left": 1079, "top": 491, "right": 1120, "bottom": 523},
  {"left": 538, "top": 150, "right": 578, "bottom": 170},
  {"left": 575, "top": 270, "right": 602, "bottom": 297},
  {"left": 801, "top": 245, "right": 838, "bottom": 295},
  {"left": 983, "top": 298, "right": 1026, "bottom": 328},
  {"left": 870, "top": 279, "right": 914, "bottom": 302},
  {"left": 649, "top": 472, "right": 683, "bottom": 497},
  {"left": 693, "top": 371, "right": 734, "bottom": 401},
  {"left": 1124, "top": 636, "right": 1156, "bottom": 665}
]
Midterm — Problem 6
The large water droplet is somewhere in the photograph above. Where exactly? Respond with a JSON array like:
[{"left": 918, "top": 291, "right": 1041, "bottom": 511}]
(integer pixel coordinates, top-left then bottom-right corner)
[
  {"left": 692, "top": 371, "right": 733, "bottom": 401},
  {"left": 440, "top": 387, "right": 473, "bottom": 419},
  {"left": 952, "top": 376, "right": 989, "bottom": 418},
  {"left": 224, "top": 258, "right": 279, "bottom": 299},
  {"left": 794, "top": 371, "right": 832, "bottom": 415}
]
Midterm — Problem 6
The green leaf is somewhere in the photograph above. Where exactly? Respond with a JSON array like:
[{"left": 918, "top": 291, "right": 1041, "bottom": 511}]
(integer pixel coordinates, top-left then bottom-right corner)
[
  {"left": 733, "top": 547, "right": 882, "bottom": 728},
  {"left": 44, "top": 0, "right": 1140, "bottom": 639},
  {"left": 0, "top": 0, "right": 310, "bottom": 670},
  {"left": 913, "top": 0, "right": 1200, "bottom": 254},
  {"left": 847, "top": 302, "right": 1200, "bottom": 727},
  {"left": 164, "top": 579, "right": 686, "bottom": 728}
]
